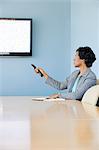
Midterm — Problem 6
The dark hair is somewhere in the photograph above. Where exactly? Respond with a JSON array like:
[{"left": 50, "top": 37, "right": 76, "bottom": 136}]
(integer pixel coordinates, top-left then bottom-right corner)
[{"left": 76, "top": 46, "right": 96, "bottom": 67}]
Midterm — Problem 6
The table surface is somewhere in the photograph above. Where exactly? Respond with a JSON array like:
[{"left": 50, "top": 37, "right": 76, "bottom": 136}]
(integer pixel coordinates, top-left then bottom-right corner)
[{"left": 0, "top": 96, "right": 99, "bottom": 150}]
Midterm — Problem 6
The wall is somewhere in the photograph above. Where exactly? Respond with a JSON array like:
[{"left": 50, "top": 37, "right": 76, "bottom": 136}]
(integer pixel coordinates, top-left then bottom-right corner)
[
  {"left": 0, "top": 0, "right": 71, "bottom": 96},
  {"left": 71, "top": 0, "right": 99, "bottom": 78}
]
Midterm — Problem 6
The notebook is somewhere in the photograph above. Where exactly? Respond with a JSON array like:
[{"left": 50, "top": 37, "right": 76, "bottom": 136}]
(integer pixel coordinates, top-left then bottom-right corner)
[{"left": 32, "top": 97, "right": 65, "bottom": 101}]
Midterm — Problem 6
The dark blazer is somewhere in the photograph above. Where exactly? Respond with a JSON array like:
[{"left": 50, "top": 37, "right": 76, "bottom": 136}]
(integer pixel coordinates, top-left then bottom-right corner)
[{"left": 45, "top": 68, "right": 96, "bottom": 100}]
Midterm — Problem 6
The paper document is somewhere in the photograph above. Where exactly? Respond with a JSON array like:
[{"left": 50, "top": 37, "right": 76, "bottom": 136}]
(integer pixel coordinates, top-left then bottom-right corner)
[
  {"left": 32, "top": 97, "right": 65, "bottom": 101},
  {"left": 44, "top": 98, "right": 65, "bottom": 101},
  {"left": 32, "top": 97, "right": 47, "bottom": 101}
]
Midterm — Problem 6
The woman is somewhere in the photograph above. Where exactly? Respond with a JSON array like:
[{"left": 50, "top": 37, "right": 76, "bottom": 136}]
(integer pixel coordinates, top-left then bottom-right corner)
[{"left": 34, "top": 46, "right": 96, "bottom": 100}]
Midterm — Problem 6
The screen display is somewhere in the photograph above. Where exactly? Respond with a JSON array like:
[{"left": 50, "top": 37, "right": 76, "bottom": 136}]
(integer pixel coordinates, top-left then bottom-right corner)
[{"left": 0, "top": 18, "right": 32, "bottom": 56}]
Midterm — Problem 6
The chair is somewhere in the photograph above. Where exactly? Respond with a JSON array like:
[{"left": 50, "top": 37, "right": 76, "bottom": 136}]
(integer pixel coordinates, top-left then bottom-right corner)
[{"left": 82, "top": 79, "right": 99, "bottom": 106}]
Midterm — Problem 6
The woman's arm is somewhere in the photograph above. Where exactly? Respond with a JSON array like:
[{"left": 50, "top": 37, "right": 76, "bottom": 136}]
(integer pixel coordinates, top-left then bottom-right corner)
[
  {"left": 45, "top": 76, "right": 68, "bottom": 90},
  {"left": 35, "top": 67, "right": 69, "bottom": 90}
]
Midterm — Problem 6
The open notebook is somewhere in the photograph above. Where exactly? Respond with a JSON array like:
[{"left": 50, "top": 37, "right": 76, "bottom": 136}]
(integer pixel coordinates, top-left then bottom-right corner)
[{"left": 32, "top": 97, "right": 65, "bottom": 101}]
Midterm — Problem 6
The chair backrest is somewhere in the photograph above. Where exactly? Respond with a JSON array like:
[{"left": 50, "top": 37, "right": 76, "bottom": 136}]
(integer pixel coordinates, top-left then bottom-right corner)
[{"left": 82, "top": 85, "right": 99, "bottom": 106}]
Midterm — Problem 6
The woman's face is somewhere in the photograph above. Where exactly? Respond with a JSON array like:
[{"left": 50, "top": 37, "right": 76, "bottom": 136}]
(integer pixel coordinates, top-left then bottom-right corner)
[{"left": 73, "top": 51, "right": 84, "bottom": 67}]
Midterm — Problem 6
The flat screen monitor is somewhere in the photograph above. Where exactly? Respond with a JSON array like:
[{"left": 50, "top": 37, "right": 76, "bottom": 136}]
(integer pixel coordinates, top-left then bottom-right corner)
[{"left": 0, "top": 18, "right": 32, "bottom": 56}]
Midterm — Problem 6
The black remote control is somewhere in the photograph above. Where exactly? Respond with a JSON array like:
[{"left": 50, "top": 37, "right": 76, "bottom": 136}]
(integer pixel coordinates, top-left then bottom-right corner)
[{"left": 31, "top": 64, "right": 44, "bottom": 77}]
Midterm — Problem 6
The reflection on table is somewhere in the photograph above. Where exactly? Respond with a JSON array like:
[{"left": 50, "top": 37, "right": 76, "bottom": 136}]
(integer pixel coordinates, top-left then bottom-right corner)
[{"left": 0, "top": 96, "right": 99, "bottom": 150}]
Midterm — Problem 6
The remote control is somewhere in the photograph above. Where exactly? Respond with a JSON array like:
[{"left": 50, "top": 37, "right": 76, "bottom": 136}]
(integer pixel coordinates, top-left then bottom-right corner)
[{"left": 31, "top": 64, "right": 43, "bottom": 77}]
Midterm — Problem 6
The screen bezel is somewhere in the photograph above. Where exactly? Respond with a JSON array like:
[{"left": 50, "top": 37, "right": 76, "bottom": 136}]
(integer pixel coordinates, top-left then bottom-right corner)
[{"left": 0, "top": 18, "right": 32, "bottom": 56}]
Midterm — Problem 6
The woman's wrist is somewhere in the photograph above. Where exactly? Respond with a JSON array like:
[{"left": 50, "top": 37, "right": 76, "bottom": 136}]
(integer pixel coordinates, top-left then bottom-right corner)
[
  {"left": 38, "top": 67, "right": 48, "bottom": 79},
  {"left": 44, "top": 73, "right": 48, "bottom": 79}
]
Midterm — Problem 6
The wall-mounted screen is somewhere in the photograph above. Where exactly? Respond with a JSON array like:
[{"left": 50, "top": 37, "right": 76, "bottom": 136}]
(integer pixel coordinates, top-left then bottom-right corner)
[{"left": 0, "top": 18, "right": 32, "bottom": 56}]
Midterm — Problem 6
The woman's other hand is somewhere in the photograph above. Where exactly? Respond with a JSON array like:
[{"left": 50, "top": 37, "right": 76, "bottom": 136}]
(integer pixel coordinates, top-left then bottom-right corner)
[{"left": 47, "top": 93, "right": 60, "bottom": 99}]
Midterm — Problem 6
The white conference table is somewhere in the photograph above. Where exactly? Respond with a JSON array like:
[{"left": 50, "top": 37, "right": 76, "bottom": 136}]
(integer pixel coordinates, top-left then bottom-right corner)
[{"left": 0, "top": 96, "right": 99, "bottom": 150}]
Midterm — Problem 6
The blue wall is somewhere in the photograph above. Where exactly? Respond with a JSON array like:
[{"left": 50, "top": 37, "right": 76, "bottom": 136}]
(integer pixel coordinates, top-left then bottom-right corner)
[
  {"left": 0, "top": 0, "right": 71, "bottom": 96},
  {"left": 71, "top": 0, "right": 99, "bottom": 77}
]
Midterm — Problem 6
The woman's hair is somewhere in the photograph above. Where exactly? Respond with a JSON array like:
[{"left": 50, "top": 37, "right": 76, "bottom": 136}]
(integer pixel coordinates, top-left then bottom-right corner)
[{"left": 76, "top": 46, "right": 96, "bottom": 67}]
